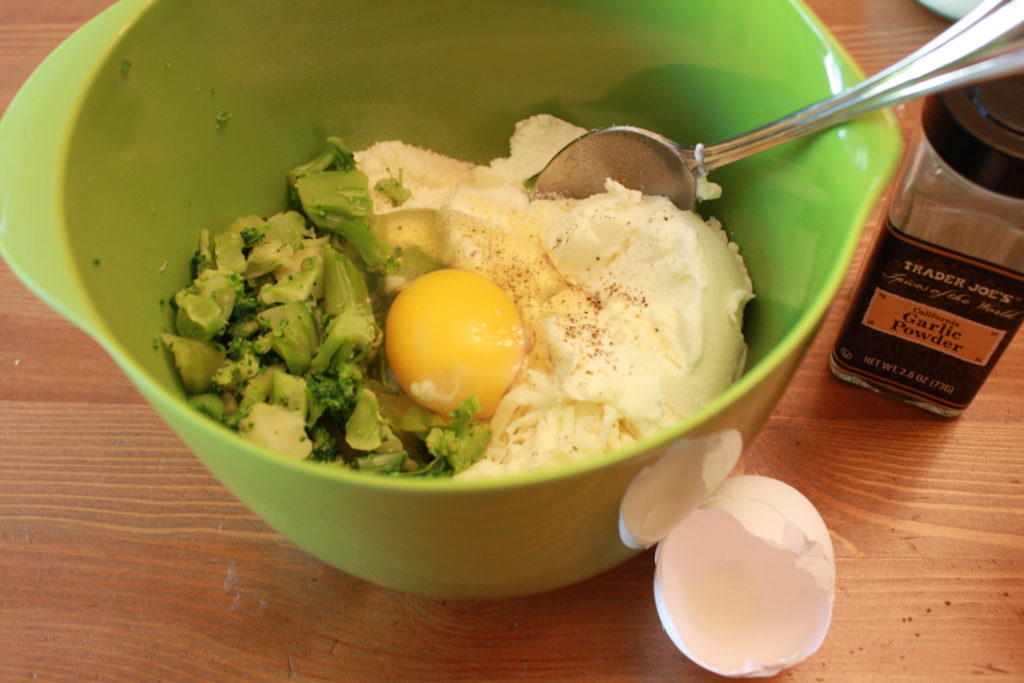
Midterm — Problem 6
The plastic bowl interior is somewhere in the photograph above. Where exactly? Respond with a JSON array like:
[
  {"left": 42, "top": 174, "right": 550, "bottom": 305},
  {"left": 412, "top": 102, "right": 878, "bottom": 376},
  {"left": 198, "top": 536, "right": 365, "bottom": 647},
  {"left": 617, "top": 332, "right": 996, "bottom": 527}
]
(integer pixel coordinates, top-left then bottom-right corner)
[{"left": 0, "top": 0, "right": 900, "bottom": 597}]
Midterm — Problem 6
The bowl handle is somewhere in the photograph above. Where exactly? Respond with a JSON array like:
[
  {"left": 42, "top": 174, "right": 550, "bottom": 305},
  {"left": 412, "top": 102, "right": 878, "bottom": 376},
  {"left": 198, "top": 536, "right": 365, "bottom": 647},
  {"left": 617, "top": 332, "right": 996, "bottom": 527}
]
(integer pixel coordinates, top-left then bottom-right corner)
[{"left": 0, "top": 0, "right": 148, "bottom": 334}]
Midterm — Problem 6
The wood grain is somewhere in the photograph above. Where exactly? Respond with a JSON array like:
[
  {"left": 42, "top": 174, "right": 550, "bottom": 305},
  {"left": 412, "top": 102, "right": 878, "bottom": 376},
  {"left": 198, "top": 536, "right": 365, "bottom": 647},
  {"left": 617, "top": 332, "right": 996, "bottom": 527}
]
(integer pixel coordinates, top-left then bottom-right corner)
[{"left": 2, "top": 1, "right": 1022, "bottom": 681}]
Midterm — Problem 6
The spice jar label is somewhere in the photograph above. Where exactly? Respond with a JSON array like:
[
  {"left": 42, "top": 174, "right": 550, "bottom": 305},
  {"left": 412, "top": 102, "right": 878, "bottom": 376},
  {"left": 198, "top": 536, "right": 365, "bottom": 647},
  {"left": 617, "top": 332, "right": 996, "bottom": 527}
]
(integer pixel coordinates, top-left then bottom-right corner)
[
  {"left": 861, "top": 289, "right": 1005, "bottom": 365},
  {"left": 832, "top": 220, "right": 1024, "bottom": 411}
]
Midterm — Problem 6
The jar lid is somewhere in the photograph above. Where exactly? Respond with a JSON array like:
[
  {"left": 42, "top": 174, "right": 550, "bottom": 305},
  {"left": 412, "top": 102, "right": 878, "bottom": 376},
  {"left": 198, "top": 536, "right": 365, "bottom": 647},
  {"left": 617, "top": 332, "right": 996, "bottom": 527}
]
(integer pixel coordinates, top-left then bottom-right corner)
[{"left": 922, "top": 75, "right": 1024, "bottom": 199}]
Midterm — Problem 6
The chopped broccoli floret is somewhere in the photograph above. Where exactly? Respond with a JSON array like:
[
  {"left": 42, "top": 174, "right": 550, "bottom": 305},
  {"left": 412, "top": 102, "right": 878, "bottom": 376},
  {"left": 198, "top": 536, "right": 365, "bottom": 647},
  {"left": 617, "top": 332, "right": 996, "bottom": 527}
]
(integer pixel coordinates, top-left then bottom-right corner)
[
  {"left": 211, "top": 336, "right": 264, "bottom": 389},
  {"left": 190, "top": 228, "right": 215, "bottom": 279},
  {"left": 294, "top": 171, "right": 396, "bottom": 272},
  {"left": 189, "top": 251, "right": 214, "bottom": 281},
  {"left": 257, "top": 302, "right": 318, "bottom": 375},
  {"left": 239, "top": 402, "right": 312, "bottom": 460},
  {"left": 263, "top": 211, "right": 310, "bottom": 248},
  {"left": 188, "top": 393, "right": 226, "bottom": 421},
  {"left": 258, "top": 255, "right": 323, "bottom": 305},
  {"left": 398, "top": 401, "right": 447, "bottom": 434},
  {"left": 174, "top": 293, "right": 224, "bottom": 340},
  {"left": 423, "top": 396, "right": 492, "bottom": 474},
  {"left": 211, "top": 353, "right": 261, "bottom": 389},
  {"left": 370, "top": 209, "right": 447, "bottom": 290},
  {"left": 289, "top": 139, "right": 397, "bottom": 274},
  {"left": 287, "top": 137, "right": 356, "bottom": 191},
  {"left": 161, "top": 333, "right": 227, "bottom": 394},
  {"left": 226, "top": 368, "right": 276, "bottom": 428},
  {"left": 241, "top": 223, "right": 271, "bottom": 247},
  {"left": 173, "top": 269, "right": 242, "bottom": 341},
  {"left": 374, "top": 171, "right": 411, "bottom": 206},
  {"left": 354, "top": 451, "right": 406, "bottom": 474},
  {"left": 224, "top": 215, "right": 267, "bottom": 236},
  {"left": 228, "top": 318, "right": 262, "bottom": 340},
  {"left": 307, "top": 424, "right": 340, "bottom": 463},
  {"left": 306, "top": 363, "right": 363, "bottom": 425},
  {"left": 245, "top": 240, "right": 295, "bottom": 279},
  {"left": 344, "top": 387, "right": 386, "bottom": 452},
  {"left": 214, "top": 231, "right": 247, "bottom": 274},
  {"left": 321, "top": 244, "right": 369, "bottom": 318},
  {"left": 309, "top": 305, "right": 378, "bottom": 375},
  {"left": 270, "top": 371, "right": 309, "bottom": 420},
  {"left": 229, "top": 290, "right": 262, "bottom": 324}
]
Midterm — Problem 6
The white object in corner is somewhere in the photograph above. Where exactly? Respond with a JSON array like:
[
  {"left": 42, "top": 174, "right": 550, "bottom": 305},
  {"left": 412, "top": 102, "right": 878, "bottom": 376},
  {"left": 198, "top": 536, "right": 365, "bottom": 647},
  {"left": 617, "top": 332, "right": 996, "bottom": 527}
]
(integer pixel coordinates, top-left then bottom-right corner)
[{"left": 916, "top": 0, "right": 984, "bottom": 20}]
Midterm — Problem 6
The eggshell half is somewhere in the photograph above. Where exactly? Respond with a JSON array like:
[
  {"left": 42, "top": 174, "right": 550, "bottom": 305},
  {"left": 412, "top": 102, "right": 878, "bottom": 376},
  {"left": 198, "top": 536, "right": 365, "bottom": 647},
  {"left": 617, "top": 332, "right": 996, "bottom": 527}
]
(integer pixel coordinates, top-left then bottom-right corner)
[
  {"left": 653, "top": 475, "right": 835, "bottom": 677},
  {"left": 618, "top": 430, "right": 743, "bottom": 549}
]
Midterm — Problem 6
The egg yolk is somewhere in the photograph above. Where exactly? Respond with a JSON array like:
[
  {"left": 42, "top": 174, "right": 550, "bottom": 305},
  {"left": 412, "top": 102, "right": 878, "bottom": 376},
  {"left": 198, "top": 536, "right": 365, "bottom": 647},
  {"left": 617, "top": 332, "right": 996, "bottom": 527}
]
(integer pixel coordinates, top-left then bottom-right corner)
[{"left": 385, "top": 268, "right": 525, "bottom": 419}]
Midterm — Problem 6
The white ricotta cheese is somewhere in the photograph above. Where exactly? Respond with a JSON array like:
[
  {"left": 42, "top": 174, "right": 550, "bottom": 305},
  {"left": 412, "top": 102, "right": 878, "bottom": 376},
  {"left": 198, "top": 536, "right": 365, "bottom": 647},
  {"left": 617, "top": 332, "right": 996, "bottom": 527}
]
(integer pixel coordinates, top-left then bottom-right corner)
[{"left": 356, "top": 115, "right": 753, "bottom": 477}]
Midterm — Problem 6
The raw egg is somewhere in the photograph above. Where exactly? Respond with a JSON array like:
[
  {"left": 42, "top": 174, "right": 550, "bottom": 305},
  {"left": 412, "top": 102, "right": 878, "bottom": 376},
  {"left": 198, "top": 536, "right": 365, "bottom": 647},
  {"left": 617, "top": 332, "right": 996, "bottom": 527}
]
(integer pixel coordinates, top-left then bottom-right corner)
[{"left": 385, "top": 268, "right": 525, "bottom": 418}]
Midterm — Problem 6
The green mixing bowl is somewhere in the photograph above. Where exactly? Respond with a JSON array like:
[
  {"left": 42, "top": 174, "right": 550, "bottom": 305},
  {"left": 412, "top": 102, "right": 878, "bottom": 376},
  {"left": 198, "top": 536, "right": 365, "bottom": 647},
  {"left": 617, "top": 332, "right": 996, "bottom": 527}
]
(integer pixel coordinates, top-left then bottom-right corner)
[{"left": 0, "top": 0, "right": 900, "bottom": 597}]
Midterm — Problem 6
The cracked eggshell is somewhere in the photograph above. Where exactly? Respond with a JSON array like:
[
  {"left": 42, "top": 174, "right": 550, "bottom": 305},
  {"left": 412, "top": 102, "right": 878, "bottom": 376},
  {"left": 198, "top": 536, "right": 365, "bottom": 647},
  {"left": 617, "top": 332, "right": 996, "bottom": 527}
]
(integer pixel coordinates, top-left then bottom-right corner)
[
  {"left": 619, "top": 430, "right": 743, "bottom": 549},
  {"left": 653, "top": 475, "right": 835, "bottom": 678}
]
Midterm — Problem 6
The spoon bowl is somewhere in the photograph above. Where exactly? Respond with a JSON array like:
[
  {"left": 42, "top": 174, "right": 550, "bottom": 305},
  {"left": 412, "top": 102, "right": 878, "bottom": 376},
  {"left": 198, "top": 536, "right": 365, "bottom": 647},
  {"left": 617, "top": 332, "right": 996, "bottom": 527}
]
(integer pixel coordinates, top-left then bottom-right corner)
[{"left": 530, "top": 126, "right": 699, "bottom": 210}]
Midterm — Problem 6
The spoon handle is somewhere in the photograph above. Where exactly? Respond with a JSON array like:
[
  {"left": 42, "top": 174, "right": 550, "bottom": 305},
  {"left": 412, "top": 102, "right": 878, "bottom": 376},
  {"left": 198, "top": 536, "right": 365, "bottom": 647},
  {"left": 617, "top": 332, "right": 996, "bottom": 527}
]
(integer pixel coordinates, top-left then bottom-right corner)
[{"left": 698, "top": 0, "right": 1024, "bottom": 173}]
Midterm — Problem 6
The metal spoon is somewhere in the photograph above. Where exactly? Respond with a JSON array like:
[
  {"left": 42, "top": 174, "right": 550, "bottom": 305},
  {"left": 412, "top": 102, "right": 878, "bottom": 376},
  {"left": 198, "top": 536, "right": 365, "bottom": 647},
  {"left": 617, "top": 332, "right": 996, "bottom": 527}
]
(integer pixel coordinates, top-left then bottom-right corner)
[{"left": 532, "top": 0, "right": 1024, "bottom": 211}]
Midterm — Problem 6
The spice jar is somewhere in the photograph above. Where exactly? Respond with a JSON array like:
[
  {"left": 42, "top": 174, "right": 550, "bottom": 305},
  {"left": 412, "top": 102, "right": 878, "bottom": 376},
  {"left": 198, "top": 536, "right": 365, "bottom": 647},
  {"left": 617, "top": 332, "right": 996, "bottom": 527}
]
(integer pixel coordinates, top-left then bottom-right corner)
[{"left": 830, "top": 75, "right": 1024, "bottom": 416}]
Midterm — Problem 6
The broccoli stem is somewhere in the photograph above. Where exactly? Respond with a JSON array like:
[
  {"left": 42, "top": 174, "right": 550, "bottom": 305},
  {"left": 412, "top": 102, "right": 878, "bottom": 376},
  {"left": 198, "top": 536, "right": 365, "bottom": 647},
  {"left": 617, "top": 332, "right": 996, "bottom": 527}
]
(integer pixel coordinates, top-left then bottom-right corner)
[
  {"left": 161, "top": 334, "right": 226, "bottom": 394},
  {"left": 287, "top": 136, "right": 356, "bottom": 188},
  {"left": 294, "top": 171, "right": 396, "bottom": 274},
  {"left": 289, "top": 138, "right": 397, "bottom": 275},
  {"left": 322, "top": 244, "right": 369, "bottom": 317},
  {"left": 345, "top": 387, "right": 384, "bottom": 452},
  {"left": 257, "top": 302, "right": 318, "bottom": 375}
]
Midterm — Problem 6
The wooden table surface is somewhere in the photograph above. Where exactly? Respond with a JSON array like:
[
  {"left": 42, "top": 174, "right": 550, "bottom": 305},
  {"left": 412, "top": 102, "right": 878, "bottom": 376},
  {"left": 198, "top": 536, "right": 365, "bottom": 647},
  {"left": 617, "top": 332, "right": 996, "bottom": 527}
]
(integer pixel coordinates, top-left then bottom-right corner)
[{"left": 2, "top": 1, "right": 1022, "bottom": 680}]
